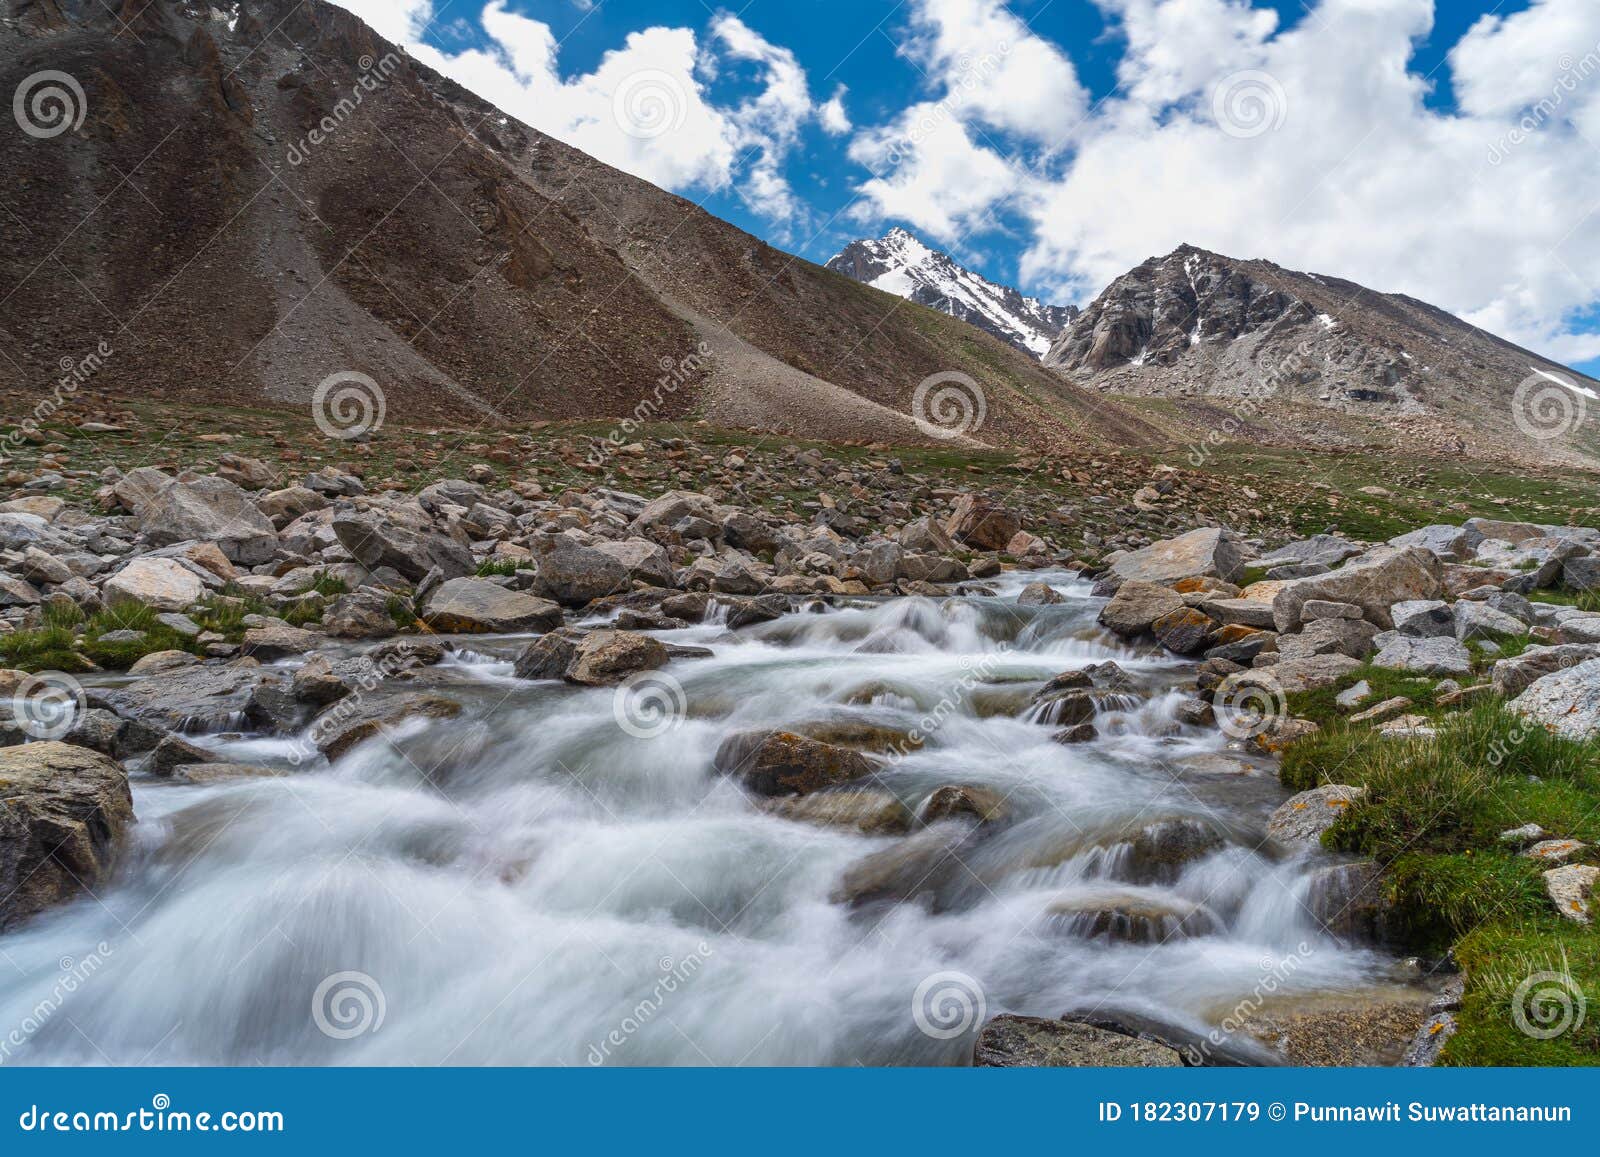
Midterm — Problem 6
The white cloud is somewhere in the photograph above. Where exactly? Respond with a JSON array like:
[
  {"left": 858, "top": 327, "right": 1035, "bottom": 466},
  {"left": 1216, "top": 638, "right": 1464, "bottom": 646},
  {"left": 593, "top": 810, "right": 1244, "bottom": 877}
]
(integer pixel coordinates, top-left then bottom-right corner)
[{"left": 820, "top": 86, "right": 852, "bottom": 135}]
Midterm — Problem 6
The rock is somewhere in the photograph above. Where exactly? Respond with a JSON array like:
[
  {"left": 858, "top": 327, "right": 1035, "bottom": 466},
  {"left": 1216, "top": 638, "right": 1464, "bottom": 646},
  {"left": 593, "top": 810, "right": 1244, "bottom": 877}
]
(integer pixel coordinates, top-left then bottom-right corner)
[
  {"left": 1108, "top": 527, "right": 1248, "bottom": 586},
  {"left": 1151, "top": 608, "right": 1216, "bottom": 655},
  {"left": 1174, "top": 697, "right": 1215, "bottom": 727},
  {"left": 19, "top": 545, "right": 73, "bottom": 586},
  {"left": 713, "top": 730, "right": 883, "bottom": 797},
  {"left": 1044, "top": 890, "right": 1223, "bottom": 943},
  {"left": 919, "top": 785, "right": 1008, "bottom": 825},
  {"left": 973, "top": 1016, "right": 1182, "bottom": 1067},
  {"left": 292, "top": 655, "right": 349, "bottom": 705},
  {"left": 138, "top": 475, "right": 278, "bottom": 564},
  {"left": 1402, "top": 1014, "right": 1458, "bottom": 1067},
  {"left": 332, "top": 513, "right": 472, "bottom": 583},
  {"left": 215, "top": 453, "right": 280, "bottom": 491},
  {"left": 111, "top": 466, "right": 173, "bottom": 513},
  {"left": 89, "top": 662, "right": 265, "bottom": 732},
  {"left": 1098, "top": 581, "right": 1184, "bottom": 638},
  {"left": 1199, "top": 598, "right": 1277, "bottom": 629},
  {"left": 1052, "top": 723, "right": 1098, "bottom": 743},
  {"left": 534, "top": 538, "right": 630, "bottom": 606},
  {"left": 312, "top": 692, "right": 463, "bottom": 761},
  {"left": 944, "top": 495, "right": 1021, "bottom": 551},
  {"left": 1122, "top": 819, "right": 1225, "bottom": 882},
  {"left": 1499, "top": 822, "right": 1548, "bottom": 846},
  {"left": 258, "top": 486, "right": 328, "bottom": 526},
  {"left": 1335, "top": 680, "right": 1372, "bottom": 710},
  {"left": 591, "top": 539, "right": 676, "bottom": 588},
  {"left": 0, "top": 742, "right": 133, "bottom": 928},
  {"left": 1542, "top": 864, "right": 1599, "bottom": 923},
  {"left": 1371, "top": 635, "right": 1473, "bottom": 677},
  {"left": 323, "top": 590, "right": 401, "bottom": 638},
  {"left": 1484, "top": 643, "right": 1600, "bottom": 697},
  {"left": 1276, "top": 617, "right": 1379, "bottom": 662},
  {"left": 1565, "top": 556, "right": 1600, "bottom": 591},
  {"left": 1267, "top": 785, "right": 1364, "bottom": 845},
  {"left": 1453, "top": 601, "right": 1527, "bottom": 642},
  {"left": 513, "top": 632, "right": 579, "bottom": 680},
  {"left": 764, "top": 790, "right": 912, "bottom": 835},
  {"left": 62, "top": 708, "right": 122, "bottom": 755},
  {"left": 148, "top": 733, "right": 216, "bottom": 776},
  {"left": 1349, "top": 696, "right": 1412, "bottom": 725},
  {"left": 240, "top": 621, "right": 323, "bottom": 661},
  {"left": 1300, "top": 599, "right": 1363, "bottom": 622},
  {"left": 127, "top": 649, "right": 199, "bottom": 675},
  {"left": 1523, "top": 839, "right": 1586, "bottom": 865},
  {"left": 421, "top": 578, "right": 563, "bottom": 634},
  {"left": 564, "top": 630, "right": 668, "bottom": 686},
  {"left": 1250, "top": 716, "right": 1321, "bottom": 753},
  {"left": 0, "top": 574, "right": 41, "bottom": 606},
  {"left": 1270, "top": 546, "right": 1442, "bottom": 632},
  {"left": 1390, "top": 599, "right": 1455, "bottom": 638},
  {"left": 1239, "top": 654, "right": 1360, "bottom": 694},
  {"left": 1304, "top": 860, "right": 1391, "bottom": 940},
  {"left": 1510, "top": 659, "right": 1600, "bottom": 740},
  {"left": 175, "top": 763, "right": 290, "bottom": 785},
  {"left": 102, "top": 557, "right": 205, "bottom": 612},
  {"left": 1016, "top": 582, "right": 1064, "bottom": 606},
  {"left": 1388, "top": 524, "right": 1473, "bottom": 560},
  {"left": 897, "top": 515, "right": 956, "bottom": 554}
]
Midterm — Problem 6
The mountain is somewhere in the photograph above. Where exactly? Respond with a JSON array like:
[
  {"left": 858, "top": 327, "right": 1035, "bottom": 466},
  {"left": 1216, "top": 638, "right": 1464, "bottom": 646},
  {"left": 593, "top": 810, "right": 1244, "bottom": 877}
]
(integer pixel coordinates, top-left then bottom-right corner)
[
  {"left": 1044, "top": 244, "right": 1600, "bottom": 465},
  {"left": 827, "top": 229, "right": 1076, "bottom": 358},
  {"left": 0, "top": 0, "right": 1155, "bottom": 454}
]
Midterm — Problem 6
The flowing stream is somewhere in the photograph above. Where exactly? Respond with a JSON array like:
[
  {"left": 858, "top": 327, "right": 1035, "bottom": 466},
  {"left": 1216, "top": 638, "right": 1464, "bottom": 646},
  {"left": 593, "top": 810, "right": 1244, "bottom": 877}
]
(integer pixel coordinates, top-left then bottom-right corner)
[{"left": 0, "top": 574, "right": 1418, "bottom": 1065}]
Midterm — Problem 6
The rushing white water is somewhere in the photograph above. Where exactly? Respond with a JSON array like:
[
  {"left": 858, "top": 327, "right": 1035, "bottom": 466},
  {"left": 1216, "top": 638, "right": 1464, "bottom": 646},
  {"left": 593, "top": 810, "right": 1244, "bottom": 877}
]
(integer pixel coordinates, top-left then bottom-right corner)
[{"left": 0, "top": 573, "right": 1411, "bottom": 1065}]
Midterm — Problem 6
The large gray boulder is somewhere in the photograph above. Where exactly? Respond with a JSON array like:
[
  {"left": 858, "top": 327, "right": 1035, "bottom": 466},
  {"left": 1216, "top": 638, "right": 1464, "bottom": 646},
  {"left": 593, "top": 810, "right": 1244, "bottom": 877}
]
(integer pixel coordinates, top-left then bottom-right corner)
[
  {"left": 102, "top": 557, "right": 205, "bottom": 611},
  {"left": 1511, "top": 659, "right": 1600, "bottom": 740},
  {"left": 1267, "top": 785, "right": 1364, "bottom": 845},
  {"left": 0, "top": 743, "right": 134, "bottom": 928},
  {"left": 420, "top": 578, "right": 563, "bottom": 634},
  {"left": 590, "top": 539, "right": 676, "bottom": 589},
  {"left": 138, "top": 475, "right": 279, "bottom": 564},
  {"left": 1270, "top": 546, "right": 1442, "bottom": 632},
  {"left": 1453, "top": 601, "right": 1528, "bottom": 642},
  {"left": 1388, "top": 524, "right": 1474, "bottom": 560},
  {"left": 1371, "top": 635, "right": 1473, "bottom": 677},
  {"left": 1098, "top": 581, "right": 1184, "bottom": 638},
  {"left": 1492, "top": 644, "right": 1600, "bottom": 698},
  {"left": 534, "top": 538, "right": 630, "bottom": 606},
  {"left": 1109, "top": 527, "right": 1249, "bottom": 586},
  {"left": 332, "top": 512, "right": 473, "bottom": 583},
  {"left": 1391, "top": 599, "right": 1454, "bottom": 638},
  {"left": 90, "top": 662, "right": 268, "bottom": 732}
]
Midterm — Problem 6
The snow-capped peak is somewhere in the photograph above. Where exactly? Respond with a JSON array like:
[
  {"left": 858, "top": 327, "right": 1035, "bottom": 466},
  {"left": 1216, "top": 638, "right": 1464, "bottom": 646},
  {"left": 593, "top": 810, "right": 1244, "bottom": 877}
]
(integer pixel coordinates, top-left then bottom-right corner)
[{"left": 826, "top": 229, "right": 1077, "bottom": 359}]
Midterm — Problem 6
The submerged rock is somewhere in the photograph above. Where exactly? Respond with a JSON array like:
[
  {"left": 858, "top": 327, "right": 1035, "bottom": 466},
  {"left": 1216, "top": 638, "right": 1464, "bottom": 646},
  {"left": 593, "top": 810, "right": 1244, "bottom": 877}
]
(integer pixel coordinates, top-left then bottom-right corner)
[
  {"left": 974, "top": 1016, "right": 1182, "bottom": 1067},
  {"left": 714, "top": 730, "right": 884, "bottom": 797}
]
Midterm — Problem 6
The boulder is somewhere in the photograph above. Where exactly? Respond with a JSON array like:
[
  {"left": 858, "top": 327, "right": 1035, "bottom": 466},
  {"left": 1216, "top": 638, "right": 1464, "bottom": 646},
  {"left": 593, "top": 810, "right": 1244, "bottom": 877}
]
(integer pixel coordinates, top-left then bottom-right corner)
[
  {"left": 1276, "top": 617, "right": 1379, "bottom": 662},
  {"left": 591, "top": 540, "right": 676, "bottom": 589},
  {"left": 1387, "top": 524, "right": 1474, "bottom": 560},
  {"left": 1391, "top": 599, "right": 1454, "bottom": 638},
  {"left": 1200, "top": 598, "right": 1277, "bottom": 629},
  {"left": 312, "top": 692, "right": 463, "bottom": 761},
  {"left": 564, "top": 630, "right": 668, "bottom": 686},
  {"left": 898, "top": 515, "right": 956, "bottom": 554},
  {"left": 534, "top": 538, "right": 630, "bottom": 606},
  {"left": 138, "top": 475, "right": 278, "bottom": 564},
  {"left": 764, "top": 790, "right": 912, "bottom": 835},
  {"left": 712, "top": 730, "right": 883, "bottom": 797},
  {"left": 241, "top": 621, "right": 323, "bottom": 661},
  {"left": 323, "top": 590, "right": 402, "bottom": 638},
  {"left": 1543, "top": 865, "right": 1599, "bottom": 923},
  {"left": 89, "top": 663, "right": 266, "bottom": 732},
  {"left": 1270, "top": 546, "right": 1441, "bottom": 632},
  {"left": 1371, "top": 635, "right": 1473, "bottom": 678},
  {"left": 1453, "top": 601, "right": 1527, "bottom": 642},
  {"left": 1109, "top": 527, "right": 1249, "bottom": 586},
  {"left": 974, "top": 1016, "right": 1182, "bottom": 1067},
  {"left": 513, "top": 632, "right": 580, "bottom": 680},
  {"left": 1098, "top": 581, "right": 1184, "bottom": 638},
  {"left": 919, "top": 785, "right": 1008, "bottom": 825},
  {"left": 101, "top": 558, "right": 205, "bottom": 612},
  {"left": 944, "top": 495, "right": 1021, "bottom": 551},
  {"left": 421, "top": 578, "right": 563, "bottom": 634},
  {"left": 1300, "top": 599, "right": 1363, "bottom": 622},
  {"left": 332, "top": 513, "right": 472, "bottom": 583},
  {"left": 1150, "top": 607, "right": 1216, "bottom": 655},
  {"left": 1510, "top": 659, "right": 1600, "bottom": 740},
  {"left": 0, "top": 743, "right": 134, "bottom": 928},
  {"left": 1267, "top": 785, "right": 1365, "bottom": 845},
  {"left": 1491, "top": 644, "right": 1600, "bottom": 698}
]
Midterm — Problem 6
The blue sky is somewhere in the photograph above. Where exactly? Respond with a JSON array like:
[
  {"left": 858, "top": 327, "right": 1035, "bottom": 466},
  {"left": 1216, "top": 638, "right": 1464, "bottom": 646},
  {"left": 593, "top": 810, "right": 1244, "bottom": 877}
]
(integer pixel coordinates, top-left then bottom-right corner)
[{"left": 342, "top": 0, "right": 1600, "bottom": 376}]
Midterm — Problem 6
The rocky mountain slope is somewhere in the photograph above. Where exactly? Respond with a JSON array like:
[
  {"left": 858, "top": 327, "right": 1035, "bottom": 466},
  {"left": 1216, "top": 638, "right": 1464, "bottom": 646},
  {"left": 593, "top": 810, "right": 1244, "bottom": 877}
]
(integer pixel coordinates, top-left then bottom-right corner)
[
  {"left": 827, "top": 228, "right": 1076, "bottom": 358},
  {"left": 1044, "top": 245, "right": 1600, "bottom": 466},
  {"left": 0, "top": 0, "right": 1155, "bottom": 453}
]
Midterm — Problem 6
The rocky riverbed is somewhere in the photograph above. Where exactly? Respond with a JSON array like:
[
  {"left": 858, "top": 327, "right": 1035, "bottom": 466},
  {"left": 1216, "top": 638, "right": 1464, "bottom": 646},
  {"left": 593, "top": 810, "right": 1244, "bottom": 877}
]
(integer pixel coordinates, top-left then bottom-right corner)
[{"left": 0, "top": 449, "right": 1596, "bottom": 1065}]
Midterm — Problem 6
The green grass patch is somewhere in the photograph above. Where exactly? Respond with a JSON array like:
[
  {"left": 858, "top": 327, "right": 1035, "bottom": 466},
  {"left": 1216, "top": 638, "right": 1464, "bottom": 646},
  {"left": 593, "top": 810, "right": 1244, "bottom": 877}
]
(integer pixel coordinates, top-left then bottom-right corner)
[{"left": 475, "top": 559, "right": 522, "bottom": 577}]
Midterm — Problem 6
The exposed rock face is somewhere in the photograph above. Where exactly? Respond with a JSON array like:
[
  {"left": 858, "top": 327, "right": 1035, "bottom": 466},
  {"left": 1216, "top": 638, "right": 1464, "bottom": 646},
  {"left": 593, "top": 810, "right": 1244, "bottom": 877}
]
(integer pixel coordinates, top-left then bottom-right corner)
[
  {"left": 533, "top": 538, "right": 630, "bottom": 606},
  {"left": 1267, "top": 785, "right": 1364, "bottom": 845},
  {"left": 90, "top": 662, "right": 267, "bottom": 732},
  {"left": 974, "top": 1016, "right": 1181, "bottom": 1067},
  {"left": 564, "top": 630, "right": 668, "bottom": 686},
  {"left": 0, "top": 743, "right": 134, "bottom": 927},
  {"left": 1098, "top": 581, "right": 1184, "bottom": 638},
  {"left": 420, "top": 578, "right": 563, "bottom": 634},
  {"left": 713, "top": 730, "right": 883, "bottom": 797},
  {"left": 332, "top": 513, "right": 472, "bottom": 583},
  {"left": 1270, "top": 547, "right": 1442, "bottom": 632},
  {"left": 312, "top": 692, "right": 463, "bottom": 761},
  {"left": 102, "top": 557, "right": 205, "bottom": 611},
  {"left": 1511, "top": 659, "right": 1600, "bottom": 740},
  {"left": 1371, "top": 635, "right": 1473, "bottom": 677},
  {"left": 241, "top": 621, "right": 324, "bottom": 660},
  {"left": 1109, "top": 527, "right": 1249, "bottom": 586},
  {"left": 137, "top": 475, "right": 279, "bottom": 564},
  {"left": 943, "top": 495, "right": 1020, "bottom": 551},
  {"left": 1491, "top": 644, "right": 1600, "bottom": 697}
]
